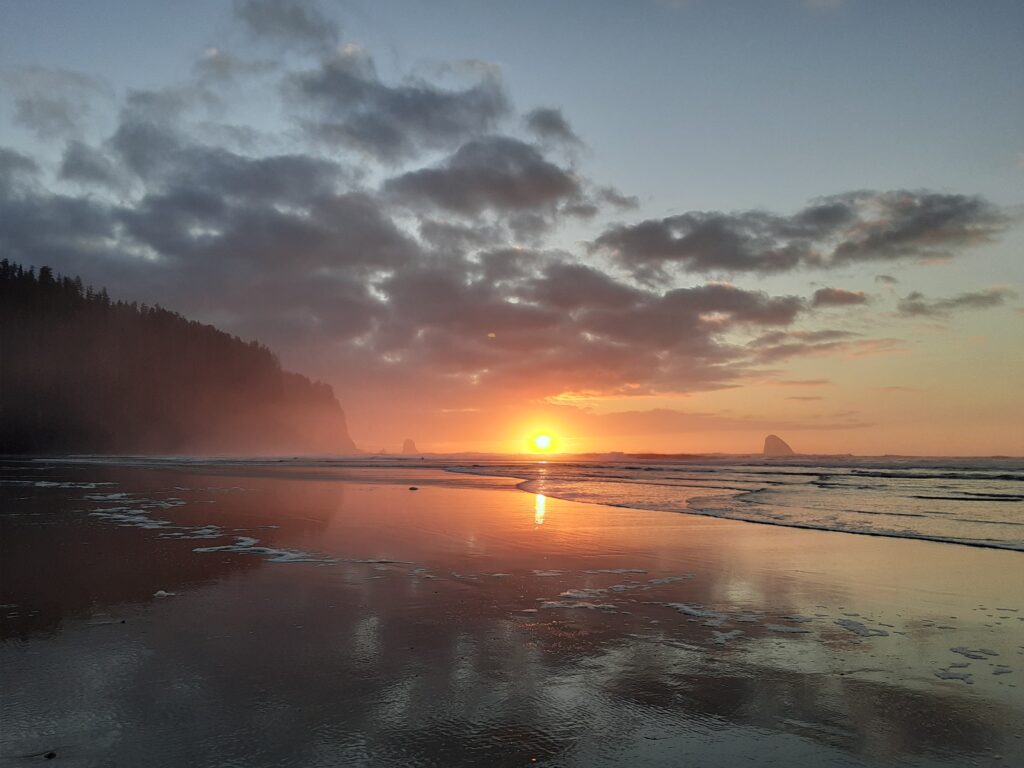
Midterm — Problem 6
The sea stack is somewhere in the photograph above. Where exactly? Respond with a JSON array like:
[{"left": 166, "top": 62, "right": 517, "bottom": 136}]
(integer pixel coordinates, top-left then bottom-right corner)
[
  {"left": 763, "top": 434, "right": 795, "bottom": 457},
  {"left": 402, "top": 438, "right": 419, "bottom": 455}
]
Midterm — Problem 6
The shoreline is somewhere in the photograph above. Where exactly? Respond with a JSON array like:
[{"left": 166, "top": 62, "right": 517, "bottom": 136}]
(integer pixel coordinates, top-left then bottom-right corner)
[{"left": 9, "top": 454, "right": 1024, "bottom": 552}]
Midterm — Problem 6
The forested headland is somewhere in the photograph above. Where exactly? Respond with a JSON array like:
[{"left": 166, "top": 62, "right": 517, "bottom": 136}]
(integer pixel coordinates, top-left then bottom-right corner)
[{"left": 0, "top": 260, "right": 358, "bottom": 455}]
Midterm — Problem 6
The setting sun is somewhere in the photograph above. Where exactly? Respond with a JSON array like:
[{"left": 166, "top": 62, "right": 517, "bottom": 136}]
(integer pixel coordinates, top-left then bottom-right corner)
[{"left": 532, "top": 434, "right": 553, "bottom": 452}]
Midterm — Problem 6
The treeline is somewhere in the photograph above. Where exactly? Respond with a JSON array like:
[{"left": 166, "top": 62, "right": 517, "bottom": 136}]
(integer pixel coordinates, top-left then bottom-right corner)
[{"left": 0, "top": 260, "right": 358, "bottom": 454}]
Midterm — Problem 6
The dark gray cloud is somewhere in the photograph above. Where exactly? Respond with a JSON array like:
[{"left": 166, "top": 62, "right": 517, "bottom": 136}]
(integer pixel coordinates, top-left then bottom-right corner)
[
  {"left": 597, "top": 186, "right": 639, "bottom": 210},
  {"left": 384, "top": 136, "right": 580, "bottom": 215},
  {"left": 234, "top": 0, "right": 340, "bottom": 53},
  {"left": 897, "top": 288, "right": 1015, "bottom": 317},
  {"left": 523, "top": 262, "right": 643, "bottom": 310},
  {"left": 0, "top": 120, "right": 891, "bottom": 406},
  {"left": 592, "top": 191, "right": 1008, "bottom": 279},
  {"left": 0, "top": 147, "right": 38, "bottom": 183},
  {"left": 0, "top": 182, "right": 120, "bottom": 272},
  {"left": 59, "top": 141, "right": 124, "bottom": 189},
  {"left": 746, "top": 330, "right": 902, "bottom": 363},
  {"left": 3, "top": 66, "right": 109, "bottom": 139},
  {"left": 811, "top": 287, "right": 868, "bottom": 307},
  {"left": 0, "top": 21, "right": 964, "bottom": 418},
  {"left": 524, "top": 107, "right": 582, "bottom": 146},
  {"left": 287, "top": 52, "right": 509, "bottom": 162}
]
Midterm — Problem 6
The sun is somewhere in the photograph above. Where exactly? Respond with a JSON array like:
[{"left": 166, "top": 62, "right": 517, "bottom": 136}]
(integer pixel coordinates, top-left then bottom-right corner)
[{"left": 532, "top": 434, "right": 554, "bottom": 452}]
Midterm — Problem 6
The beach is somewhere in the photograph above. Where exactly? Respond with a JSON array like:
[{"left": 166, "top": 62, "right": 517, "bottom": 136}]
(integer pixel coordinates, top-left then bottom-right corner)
[{"left": 2, "top": 459, "right": 1022, "bottom": 767}]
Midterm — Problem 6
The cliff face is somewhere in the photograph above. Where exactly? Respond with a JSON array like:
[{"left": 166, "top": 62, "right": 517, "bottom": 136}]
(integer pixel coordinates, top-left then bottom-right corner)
[
  {"left": 402, "top": 439, "right": 419, "bottom": 455},
  {"left": 0, "top": 260, "right": 358, "bottom": 455},
  {"left": 763, "top": 434, "right": 795, "bottom": 457}
]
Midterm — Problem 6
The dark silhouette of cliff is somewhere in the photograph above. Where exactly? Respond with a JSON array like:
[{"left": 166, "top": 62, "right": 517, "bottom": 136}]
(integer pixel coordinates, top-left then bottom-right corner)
[{"left": 0, "top": 260, "right": 358, "bottom": 455}]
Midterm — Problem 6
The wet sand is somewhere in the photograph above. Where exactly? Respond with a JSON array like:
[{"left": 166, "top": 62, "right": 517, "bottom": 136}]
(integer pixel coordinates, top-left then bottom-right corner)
[{"left": 1, "top": 460, "right": 1022, "bottom": 767}]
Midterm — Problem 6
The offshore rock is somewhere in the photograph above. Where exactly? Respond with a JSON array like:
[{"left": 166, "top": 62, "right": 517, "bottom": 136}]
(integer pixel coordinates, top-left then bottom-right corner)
[{"left": 763, "top": 434, "right": 795, "bottom": 457}]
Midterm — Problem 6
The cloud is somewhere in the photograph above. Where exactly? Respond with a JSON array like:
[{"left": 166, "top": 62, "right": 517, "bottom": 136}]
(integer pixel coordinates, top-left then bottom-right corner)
[
  {"left": 234, "top": 0, "right": 340, "bottom": 53},
  {"left": 597, "top": 186, "right": 639, "bottom": 210},
  {"left": 0, "top": 147, "right": 39, "bottom": 184},
  {"left": 384, "top": 136, "right": 581, "bottom": 216},
  {"left": 897, "top": 288, "right": 1016, "bottom": 317},
  {"left": 287, "top": 49, "right": 510, "bottom": 162},
  {"left": 0, "top": 182, "right": 120, "bottom": 272},
  {"left": 811, "top": 287, "right": 868, "bottom": 307},
  {"left": 0, "top": 18, "right": 978, "bottom": 443},
  {"left": 748, "top": 329, "right": 856, "bottom": 362},
  {"left": 524, "top": 108, "right": 583, "bottom": 146},
  {"left": 59, "top": 141, "right": 124, "bottom": 189},
  {"left": 875, "top": 274, "right": 898, "bottom": 285},
  {"left": 2, "top": 66, "right": 110, "bottom": 139},
  {"left": 592, "top": 191, "right": 1008, "bottom": 279}
]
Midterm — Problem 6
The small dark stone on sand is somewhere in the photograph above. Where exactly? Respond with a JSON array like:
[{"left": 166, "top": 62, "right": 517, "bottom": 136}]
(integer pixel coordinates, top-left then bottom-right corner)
[
  {"left": 408, "top": 486, "right": 419, "bottom": 491},
  {"left": 45, "top": 752, "right": 56, "bottom": 760}
]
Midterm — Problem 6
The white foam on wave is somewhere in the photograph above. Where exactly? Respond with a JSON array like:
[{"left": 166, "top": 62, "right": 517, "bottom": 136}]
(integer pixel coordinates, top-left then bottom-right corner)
[
  {"left": 935, "top": 669, "right": 974, "bottom": 684},
  {"left": 540, "top": 600, "right": 618, "bottom": 612},
  {"left": 664, "top": 602, "right": 731, "bottom": 627},
  {"left": 89, "top": 508, "right": 174, "bottom": 529},
  {"left": 950, "top": 646, "right": 999, "bottom": 660},
  {"left": 161, "top": 525, "right": 223, "bottom": 539},
  {"left": 193, "top": 536, "right": 336, "bottom": 564},
  {"left": 2, "top": 480, "right": 116, "bottom": 489},
  {"left": 559, "top": 588, "right": 610, "bottom": 600},
  {"left": 711, "top": 629, "right": 744, "bottom": 644},
  {"left": 766, "top": 623, "right": 812, "bottom": 634},
  {"left": 834, "top": 618, "right": 889, "bottom": 637},
  {"left": 647, "top": 575, "right": 693, "bottom": 586}
]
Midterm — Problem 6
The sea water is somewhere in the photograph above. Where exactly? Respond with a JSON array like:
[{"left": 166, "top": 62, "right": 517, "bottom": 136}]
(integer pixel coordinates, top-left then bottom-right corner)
[{"left": 448, "top": 457, "right": 1024, "bottom": 550}]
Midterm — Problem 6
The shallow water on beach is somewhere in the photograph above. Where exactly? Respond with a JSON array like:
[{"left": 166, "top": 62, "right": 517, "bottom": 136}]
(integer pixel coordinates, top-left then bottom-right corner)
[
  {"left": 2, "top": 459, "right": 1023, "bottom": 767},
  {"left": 449, "top": 457, "right": 1024, "bottom": 550}
]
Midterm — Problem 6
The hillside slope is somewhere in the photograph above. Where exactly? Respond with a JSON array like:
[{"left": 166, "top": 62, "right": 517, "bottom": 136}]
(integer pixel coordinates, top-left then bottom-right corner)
[{"left": 0, "top": 260, "right": 358, "bottom": 455}]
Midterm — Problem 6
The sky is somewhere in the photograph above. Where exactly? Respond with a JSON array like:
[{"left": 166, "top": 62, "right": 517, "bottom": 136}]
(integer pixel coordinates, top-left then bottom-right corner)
[{"left": 1, "top": 0, "right": 1022, "bottom": 455}]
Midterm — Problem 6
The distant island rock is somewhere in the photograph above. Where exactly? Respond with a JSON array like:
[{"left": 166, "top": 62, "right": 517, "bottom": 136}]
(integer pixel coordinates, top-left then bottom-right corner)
[
  {"left": 0, "top": 260, "right": 359, "bottom": 455},
  {"left": 402, "top": 438, "right": 419, "bottom": 455},
  {"left": 763, "top": 434, "right": 795, "bottom": 457}
]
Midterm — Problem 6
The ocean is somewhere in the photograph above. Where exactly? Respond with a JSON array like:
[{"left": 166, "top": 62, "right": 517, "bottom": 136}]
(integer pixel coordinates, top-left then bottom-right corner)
[
  {"left": 22, "top": 454, "right": 1024, "bottom": 550},
  {"left": 449, "top": 456, "right": 1024, "bottom": 551}
]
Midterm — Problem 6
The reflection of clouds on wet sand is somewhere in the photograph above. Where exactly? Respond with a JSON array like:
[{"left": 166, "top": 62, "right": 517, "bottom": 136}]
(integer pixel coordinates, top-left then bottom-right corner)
[{"left": 1, "top": 460, "right": 1022, "bottom": 766}]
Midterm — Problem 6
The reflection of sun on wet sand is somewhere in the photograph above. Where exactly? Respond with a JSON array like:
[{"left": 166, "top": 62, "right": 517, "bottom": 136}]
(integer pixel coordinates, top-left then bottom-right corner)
[{"left": 1, "top": 460, "right": 1022, "bottom": 767}]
